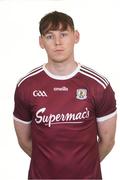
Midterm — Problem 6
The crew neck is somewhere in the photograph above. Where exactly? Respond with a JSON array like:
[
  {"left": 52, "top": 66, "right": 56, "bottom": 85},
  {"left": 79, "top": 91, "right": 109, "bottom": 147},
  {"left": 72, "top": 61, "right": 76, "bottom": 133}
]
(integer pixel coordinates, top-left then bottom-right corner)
[{"left": 43, "top": 63, "right": 81, "bottom": 80}]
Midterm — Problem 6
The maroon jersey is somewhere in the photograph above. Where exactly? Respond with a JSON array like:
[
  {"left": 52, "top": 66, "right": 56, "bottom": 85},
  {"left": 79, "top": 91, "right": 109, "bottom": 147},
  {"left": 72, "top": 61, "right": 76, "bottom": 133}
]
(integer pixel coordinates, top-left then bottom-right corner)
[{"left": 13, "top": 63, "right": 116, "bottom": 179}]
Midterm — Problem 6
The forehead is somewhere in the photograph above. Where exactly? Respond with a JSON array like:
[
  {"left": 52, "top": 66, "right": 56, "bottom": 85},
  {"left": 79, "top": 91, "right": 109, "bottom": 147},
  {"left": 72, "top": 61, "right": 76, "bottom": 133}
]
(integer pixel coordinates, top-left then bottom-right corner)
[
  {"left": 43, "top": 23, "right": 73, "bottom": 35},
  {"left": 47, "top": 28, "right": 72, "bottom": 34}
]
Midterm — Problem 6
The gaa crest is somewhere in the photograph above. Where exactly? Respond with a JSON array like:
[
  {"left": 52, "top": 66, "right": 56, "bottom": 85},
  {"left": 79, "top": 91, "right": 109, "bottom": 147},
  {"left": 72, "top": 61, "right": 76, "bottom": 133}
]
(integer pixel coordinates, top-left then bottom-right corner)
[{"left": 76, "top": 89, "right": 87, "bottom": 100}]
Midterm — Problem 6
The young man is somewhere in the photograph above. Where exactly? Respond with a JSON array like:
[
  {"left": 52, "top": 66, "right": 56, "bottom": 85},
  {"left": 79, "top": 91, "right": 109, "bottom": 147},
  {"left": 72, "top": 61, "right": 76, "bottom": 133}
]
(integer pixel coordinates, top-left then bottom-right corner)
[{"left": 13, "top": 11, "right": 117, "bottom": 179}]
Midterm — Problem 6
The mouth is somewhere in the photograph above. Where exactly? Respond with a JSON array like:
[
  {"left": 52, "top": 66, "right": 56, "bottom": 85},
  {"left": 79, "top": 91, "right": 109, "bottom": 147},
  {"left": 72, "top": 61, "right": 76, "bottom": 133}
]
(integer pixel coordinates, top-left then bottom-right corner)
[{"left": 54, "top": 49, "right": 64, "bottom": 52}]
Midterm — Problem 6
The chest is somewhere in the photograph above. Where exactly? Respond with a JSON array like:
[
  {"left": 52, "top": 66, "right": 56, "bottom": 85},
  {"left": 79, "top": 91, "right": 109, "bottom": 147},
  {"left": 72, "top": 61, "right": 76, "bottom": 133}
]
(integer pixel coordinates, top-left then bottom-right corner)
[{"left": 28, "top": 78, "right": 96, "bottom": 126}]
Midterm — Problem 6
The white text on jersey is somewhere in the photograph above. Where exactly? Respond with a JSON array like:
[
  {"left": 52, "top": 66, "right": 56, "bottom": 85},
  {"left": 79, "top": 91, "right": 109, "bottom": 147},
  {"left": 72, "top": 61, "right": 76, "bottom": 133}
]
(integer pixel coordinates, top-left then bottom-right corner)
[
  {"left": 53, "top": 86, "right": 68, "bottom": 91},
  {"left": 33, "top": 90, "right": 47, "bottom": 97},
  {"left": 35, "top": 107, "right": 90, "bottom": 127}
]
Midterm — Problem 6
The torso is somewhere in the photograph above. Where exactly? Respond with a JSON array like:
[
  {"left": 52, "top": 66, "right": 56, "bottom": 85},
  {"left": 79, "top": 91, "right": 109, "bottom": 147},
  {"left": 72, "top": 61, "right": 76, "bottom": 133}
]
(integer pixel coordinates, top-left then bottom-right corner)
[{"left": 14, "top": 63, "right": 115, "bottom": 179}]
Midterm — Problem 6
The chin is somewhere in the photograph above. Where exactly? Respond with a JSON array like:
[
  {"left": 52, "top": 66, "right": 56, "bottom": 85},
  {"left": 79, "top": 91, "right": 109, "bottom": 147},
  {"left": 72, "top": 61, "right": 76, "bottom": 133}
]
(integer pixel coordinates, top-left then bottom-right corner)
[
  {"left": 51, "top": 55, "right": 69, "bottom": 63},
  {"left": 52, "top": 59, "right": 68, "bottom": 64}
]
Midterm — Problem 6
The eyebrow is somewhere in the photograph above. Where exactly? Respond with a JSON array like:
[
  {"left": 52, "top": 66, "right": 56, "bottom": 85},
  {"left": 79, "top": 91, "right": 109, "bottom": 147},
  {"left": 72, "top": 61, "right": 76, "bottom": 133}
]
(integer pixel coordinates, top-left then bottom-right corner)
[{"left": 45, "top": 30, "right": 69, "bottom": 34}]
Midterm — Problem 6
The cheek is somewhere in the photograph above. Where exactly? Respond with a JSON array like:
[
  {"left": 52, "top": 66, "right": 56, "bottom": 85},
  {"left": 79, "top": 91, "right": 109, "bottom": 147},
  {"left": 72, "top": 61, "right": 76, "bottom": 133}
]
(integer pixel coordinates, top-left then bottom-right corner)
[
  {"left": 65, "top": 40, "right": 75, "bottom": 50},
  {"left": 64, "top": 37, "right": 75, "bottom": 46},
  {"left": 44, "top": 46, "right": 53, "bottom": 55}
]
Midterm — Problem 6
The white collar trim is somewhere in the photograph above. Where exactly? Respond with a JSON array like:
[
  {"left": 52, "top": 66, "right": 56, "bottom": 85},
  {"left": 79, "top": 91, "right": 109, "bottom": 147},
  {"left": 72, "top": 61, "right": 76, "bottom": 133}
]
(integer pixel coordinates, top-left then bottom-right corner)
[{"left": 43, "top": 63, "right": 81, "bottom": 80}]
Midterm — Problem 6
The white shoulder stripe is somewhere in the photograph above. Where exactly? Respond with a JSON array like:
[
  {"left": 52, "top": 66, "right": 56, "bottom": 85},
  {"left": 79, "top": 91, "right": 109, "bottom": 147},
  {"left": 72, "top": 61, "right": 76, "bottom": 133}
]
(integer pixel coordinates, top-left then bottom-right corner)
[
  {"left": 18, "top": 68, "right": 43, "bottom": 87},
  {"left": 27, "top": 65, "right": 43, "bottom": 74},
  {"left": 80, "top": 67, "right": 109, "bottom": 87},
  {"left": 81, "top": 65, "right": 109, "bottom": 85},
  {"left": 79, "top": 70, "right": 106, "bottom": 89}
]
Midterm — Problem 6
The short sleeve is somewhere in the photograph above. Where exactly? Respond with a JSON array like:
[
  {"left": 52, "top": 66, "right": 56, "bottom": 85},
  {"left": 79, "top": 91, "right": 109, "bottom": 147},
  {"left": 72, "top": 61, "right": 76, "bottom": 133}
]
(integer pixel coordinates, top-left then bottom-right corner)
[
  {"left": 95, "top": 84, "right": 117, "bottom": 122},
  {"left": 13, "top": 85, "right": 32, "bottom": 124}
]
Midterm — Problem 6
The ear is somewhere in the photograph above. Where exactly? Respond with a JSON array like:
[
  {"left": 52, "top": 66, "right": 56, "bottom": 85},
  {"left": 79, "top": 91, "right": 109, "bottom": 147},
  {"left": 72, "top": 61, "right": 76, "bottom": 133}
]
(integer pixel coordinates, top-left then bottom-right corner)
[
  {"left": 74, "top": 30, "right": 80, "bottom": 44},
  {"left": 39, "top": 36, "right": 45, "bottom": 49}
]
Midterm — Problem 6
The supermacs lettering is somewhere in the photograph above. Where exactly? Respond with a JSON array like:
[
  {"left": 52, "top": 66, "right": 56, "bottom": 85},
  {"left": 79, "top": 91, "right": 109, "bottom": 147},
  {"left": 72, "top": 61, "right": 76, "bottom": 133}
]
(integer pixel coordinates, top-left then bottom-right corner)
[{"left": 35, "top": 107, "right": 90, "bottom": 127}]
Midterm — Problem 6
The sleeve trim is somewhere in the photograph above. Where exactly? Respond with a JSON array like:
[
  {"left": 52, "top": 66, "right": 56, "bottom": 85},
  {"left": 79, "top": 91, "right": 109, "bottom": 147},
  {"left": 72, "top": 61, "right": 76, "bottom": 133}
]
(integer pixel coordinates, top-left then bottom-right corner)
[
  {"left": 97, "top": 110, "right": 117, "bottom": 122},
  {"left": 13, "top": 115, "right": 32, "bottom": 124}
]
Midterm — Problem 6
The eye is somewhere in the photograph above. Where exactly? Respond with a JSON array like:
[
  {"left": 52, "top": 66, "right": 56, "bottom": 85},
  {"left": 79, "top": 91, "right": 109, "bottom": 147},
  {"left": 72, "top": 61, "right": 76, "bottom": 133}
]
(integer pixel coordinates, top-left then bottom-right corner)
[
  {"left": 60, "top": 32, "right": 68, "bottom": 37},
  {"left": 45, "top": 34, "right": 53, "bottom": 40}
]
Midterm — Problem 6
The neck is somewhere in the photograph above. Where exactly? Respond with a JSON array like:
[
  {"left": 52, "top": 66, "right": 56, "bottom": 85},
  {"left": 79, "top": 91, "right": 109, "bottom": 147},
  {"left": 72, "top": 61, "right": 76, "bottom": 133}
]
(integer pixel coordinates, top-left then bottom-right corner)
[{"left": 45, "top": 60, "right": 78, "bottom": 76}]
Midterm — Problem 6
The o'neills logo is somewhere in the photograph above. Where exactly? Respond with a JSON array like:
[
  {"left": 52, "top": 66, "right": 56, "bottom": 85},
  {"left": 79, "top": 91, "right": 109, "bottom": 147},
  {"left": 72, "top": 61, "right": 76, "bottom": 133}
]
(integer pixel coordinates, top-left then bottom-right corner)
[{"left": 35, "top": 107, "right": 90, "bottom": 127}]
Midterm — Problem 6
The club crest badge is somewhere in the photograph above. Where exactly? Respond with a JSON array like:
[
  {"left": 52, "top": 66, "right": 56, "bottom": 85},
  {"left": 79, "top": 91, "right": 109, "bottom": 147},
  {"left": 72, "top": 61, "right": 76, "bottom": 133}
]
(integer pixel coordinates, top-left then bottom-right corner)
[{"left": 76, "top": 89, "right": 87, "bottom": 100}]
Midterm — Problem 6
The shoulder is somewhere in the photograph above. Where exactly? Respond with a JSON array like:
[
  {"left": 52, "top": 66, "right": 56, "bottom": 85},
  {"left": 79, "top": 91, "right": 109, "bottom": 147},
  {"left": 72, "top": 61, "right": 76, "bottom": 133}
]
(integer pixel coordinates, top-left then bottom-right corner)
[
  {"left": 79, "top": 65, "right": 109, "bottom": 89},
  {"left": 17, "top": 65, "right": 44, "bottom": 88}
]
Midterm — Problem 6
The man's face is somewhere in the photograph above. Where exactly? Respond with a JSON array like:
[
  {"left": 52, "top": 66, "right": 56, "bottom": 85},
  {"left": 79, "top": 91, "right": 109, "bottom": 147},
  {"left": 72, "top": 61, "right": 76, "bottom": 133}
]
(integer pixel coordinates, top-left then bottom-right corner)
[{"left": 39, "top": 26, "right": 79, "bottom": 63}]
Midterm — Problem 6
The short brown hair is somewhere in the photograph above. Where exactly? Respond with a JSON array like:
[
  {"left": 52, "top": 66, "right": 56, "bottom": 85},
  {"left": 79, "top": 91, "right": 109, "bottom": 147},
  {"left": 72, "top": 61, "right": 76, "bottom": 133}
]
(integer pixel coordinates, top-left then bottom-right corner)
[{"left": 39, "top": 11, "right": 75, "bottom": 35}]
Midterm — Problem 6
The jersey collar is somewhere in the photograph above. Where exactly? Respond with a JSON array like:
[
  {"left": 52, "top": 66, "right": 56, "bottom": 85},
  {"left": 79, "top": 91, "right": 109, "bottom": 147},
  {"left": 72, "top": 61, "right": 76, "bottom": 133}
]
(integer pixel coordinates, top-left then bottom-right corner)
[{"left": 43, "top": 63, "right": 81, "bottom": 80}]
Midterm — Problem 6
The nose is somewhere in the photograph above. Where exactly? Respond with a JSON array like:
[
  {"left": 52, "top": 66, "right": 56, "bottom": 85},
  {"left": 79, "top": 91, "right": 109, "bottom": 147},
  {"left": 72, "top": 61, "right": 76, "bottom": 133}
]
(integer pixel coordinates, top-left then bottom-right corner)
[{"left": 54, "top": 35, "right": 61, "bottom": 45}]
